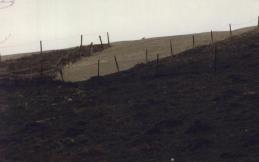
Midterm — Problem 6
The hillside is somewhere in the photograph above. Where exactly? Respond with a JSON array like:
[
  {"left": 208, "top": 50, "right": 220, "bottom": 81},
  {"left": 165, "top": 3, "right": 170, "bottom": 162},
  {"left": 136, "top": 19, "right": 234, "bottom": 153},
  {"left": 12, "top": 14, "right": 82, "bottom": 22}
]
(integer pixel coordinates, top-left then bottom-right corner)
[
  {"left": 0, "top": 44, "right": 109, "bottom": 80},
  {"left": 0, "top": 29, "right": 259, "bottom": 162},
  {"left": 62, "top": 26, "right": 256, "bottom": 81}
]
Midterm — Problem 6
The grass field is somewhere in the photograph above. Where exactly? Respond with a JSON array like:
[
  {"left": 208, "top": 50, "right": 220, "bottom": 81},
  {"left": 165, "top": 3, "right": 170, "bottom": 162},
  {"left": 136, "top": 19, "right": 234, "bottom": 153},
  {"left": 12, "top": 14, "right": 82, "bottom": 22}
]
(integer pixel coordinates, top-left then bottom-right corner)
[
  {"left": 61, "top": 26, "right": 256, "bottom": 82},
  {"left": 0, "top": 28, "right": 258, "bottom": 162},
  {"left": 1, "top": 26, "right": 255, "bottom": 82},
  {"left": 0, "top": 44, "right": 109, "bottom": 80}
]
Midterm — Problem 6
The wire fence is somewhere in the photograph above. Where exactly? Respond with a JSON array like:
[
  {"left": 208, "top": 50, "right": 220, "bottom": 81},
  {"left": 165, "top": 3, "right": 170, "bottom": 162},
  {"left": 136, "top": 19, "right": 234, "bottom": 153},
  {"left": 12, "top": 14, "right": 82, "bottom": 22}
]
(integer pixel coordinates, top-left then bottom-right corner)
[
  {"left": 0, "top": 17, "right": 259, "bottom": 82},
  {"left": 61, "top": 26, "right": 259, "bottom": 81},
  {"left": 0, "top": 32, "right": 111, "bottom": 81},
  {"left": 0, "top": 32, "right": 109, "bottom": 57}
]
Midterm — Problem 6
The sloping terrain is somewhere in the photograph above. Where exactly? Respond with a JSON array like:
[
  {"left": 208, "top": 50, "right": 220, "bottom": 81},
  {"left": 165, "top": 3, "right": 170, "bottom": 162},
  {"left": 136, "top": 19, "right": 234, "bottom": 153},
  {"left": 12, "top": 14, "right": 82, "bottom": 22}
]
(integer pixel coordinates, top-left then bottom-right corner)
[
  {"left": 62, "top": 26, "right": 256, "bottom": 81},
  {"left": 0, "top": 29, "right": 259, "bottom": 162},
  {"left": 0, "top": 44, "right": 109, "bottom": 80}
]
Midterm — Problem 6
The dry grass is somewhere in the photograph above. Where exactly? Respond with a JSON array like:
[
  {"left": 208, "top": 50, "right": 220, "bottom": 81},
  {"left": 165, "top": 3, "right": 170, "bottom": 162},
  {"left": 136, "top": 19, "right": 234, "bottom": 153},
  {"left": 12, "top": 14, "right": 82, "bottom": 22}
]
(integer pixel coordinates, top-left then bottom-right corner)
[{"left": 62, "top": 26, "right": 256, "bottom": 82}]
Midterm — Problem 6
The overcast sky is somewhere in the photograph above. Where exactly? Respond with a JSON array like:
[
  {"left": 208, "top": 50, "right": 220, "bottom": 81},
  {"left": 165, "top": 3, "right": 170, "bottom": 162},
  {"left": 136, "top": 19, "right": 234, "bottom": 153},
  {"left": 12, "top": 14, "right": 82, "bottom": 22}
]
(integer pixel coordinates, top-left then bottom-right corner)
[{"left": 0, "top": 0, "right": 259, "bottom": 55}]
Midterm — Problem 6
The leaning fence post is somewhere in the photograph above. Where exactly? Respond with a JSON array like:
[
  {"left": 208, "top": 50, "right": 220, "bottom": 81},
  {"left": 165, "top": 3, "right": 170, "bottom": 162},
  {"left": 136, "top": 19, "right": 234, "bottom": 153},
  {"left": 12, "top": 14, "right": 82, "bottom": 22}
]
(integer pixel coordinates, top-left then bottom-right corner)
[
  {"left": 99, "top": 35, "right": 103, "bottom": 48},
  {"left": 107, "top": 32, "right": 111, "bottom": 47},
  {"left": 210, "top": 30, "right": 214, "bottom": 44},
  {"left": 170, "top": 40, "right": 174, "bottom": 56},
  {"left": 97, "top": 59, "right": 100, "bottom": 77},
  {"left": 60, "top": 68, "right": 64, "bottom": 82},
  {"left": 229, "top": 24, "right": 232, "bottom": 37},
  {"left": 114, "top": 56, "right": 120, "bottom": 72},
  {"left": 192, "top": 35, "right": 195, "bottom": 48},
  {"left": 40, "top": 40, "right": 43, "bottom": 80}
]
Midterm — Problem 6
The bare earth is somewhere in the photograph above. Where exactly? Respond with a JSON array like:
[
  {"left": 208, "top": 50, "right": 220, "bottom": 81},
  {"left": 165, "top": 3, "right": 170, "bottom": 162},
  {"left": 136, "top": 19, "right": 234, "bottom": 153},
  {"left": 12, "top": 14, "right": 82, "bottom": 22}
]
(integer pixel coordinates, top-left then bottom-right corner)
[{"left": 61, "top": 27, "right": 256, "bottom": 82}]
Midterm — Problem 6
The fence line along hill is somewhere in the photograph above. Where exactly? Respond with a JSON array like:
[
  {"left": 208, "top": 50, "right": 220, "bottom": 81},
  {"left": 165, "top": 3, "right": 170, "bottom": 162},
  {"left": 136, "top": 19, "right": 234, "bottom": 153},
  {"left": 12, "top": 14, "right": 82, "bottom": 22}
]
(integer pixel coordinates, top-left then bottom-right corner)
[
  {"left": 0, "top": 26, "right": 256, "bottom": 82},
  {"left": 2, "top": 25, "right": 259, "bottom": 162},
  {"left": 61, "top": 26, "right": 256, "bottom": 82}
]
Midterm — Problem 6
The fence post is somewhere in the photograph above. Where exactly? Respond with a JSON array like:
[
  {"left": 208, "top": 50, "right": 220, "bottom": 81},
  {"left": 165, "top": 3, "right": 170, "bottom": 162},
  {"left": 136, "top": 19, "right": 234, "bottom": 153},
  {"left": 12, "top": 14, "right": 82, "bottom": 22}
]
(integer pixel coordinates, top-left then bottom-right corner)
[
  {"left": 210, "top": 30, "right": 214, "bottom": 44},
  {"left": 229, "top": 24, "right": 232, "bottom": 37},
  {"left": 107, "top": 32, "right": 111, "bottom": 47},
  {"left": 29, "top": 59, "right": 32, "bottom": 80},
  {"left": 145, "top": 48, "right": 148, "bottom": 63},
  {"left": 40, "top": 40, "right": 43, "bottom": 80},
  {"left": 97, "top": 59, "right": 100, "bottom": 77},
  {"left": 192, "top": 35, "right": 195, "bottom": 48},
  {"left": 170, "top": 40, "right": 174, "bottom": 56},
  {"left": 60, "top": 67, "right": 64, "bottom": 82},
  {"left": 156, "top": 54, "right": 159, "bottom": 65},
  {"left": 114, "top": 56, "right": 120, "bottom": 72},
  {"left": 257, "top": 16, "right": 259, "bottom": 29},
  {"left": 214, "top": 45, "right": 217, "bottom": 73},
  {"left": 89, "top": 42, "right": 93, "bottom": 55},
  {"left": 80, "top": 34, "right": 83, "bottom": 49},
  {"left": 156, "top": 54, "right": 160, "bottom": 74},
  {"left": 99, "top": 35, "right": 103, "bottom": 48}
]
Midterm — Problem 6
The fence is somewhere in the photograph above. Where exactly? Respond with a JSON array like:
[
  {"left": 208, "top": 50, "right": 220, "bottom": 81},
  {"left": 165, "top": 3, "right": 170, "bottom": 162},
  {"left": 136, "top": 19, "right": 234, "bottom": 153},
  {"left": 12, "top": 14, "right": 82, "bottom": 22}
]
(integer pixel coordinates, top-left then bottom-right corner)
[
  {"left": 0, "top": 33, "right": 111, "bottom": 81},
  {"left": 1, "top": 17, "right": 259, "bottom": 82},
  {"left": 61, "top": 20, "right": 259, "bottom": 82}
]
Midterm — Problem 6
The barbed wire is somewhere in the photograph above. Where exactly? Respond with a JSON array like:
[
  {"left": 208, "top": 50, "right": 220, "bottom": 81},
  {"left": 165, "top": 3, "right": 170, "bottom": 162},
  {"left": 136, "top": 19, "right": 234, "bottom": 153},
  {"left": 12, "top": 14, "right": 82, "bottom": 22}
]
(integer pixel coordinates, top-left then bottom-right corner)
[
  {"left": 212, "top": 17, "right": 258, "bottom": 30},
  {"left": 0, "top": 32, "right": 108, "bottom": 49}
]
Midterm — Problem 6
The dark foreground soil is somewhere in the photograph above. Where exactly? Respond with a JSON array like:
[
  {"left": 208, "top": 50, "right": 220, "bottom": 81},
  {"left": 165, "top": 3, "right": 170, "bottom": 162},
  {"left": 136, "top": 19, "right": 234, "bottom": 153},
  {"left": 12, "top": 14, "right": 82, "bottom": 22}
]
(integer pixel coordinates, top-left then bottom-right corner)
[{"left": 0, "top": 30, "right": 259, "bottom": 162}]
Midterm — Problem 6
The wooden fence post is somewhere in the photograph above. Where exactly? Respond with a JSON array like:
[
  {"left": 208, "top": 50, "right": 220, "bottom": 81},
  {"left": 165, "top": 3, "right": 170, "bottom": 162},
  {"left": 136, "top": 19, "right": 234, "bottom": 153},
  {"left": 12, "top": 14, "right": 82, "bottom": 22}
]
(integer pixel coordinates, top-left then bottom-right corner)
[
  {"left": 145, "top": 48, "right": 148, "bottom": 63},
  {"left": 89, "top": 42, "right": 93, "bottom": 55},
  {"left": 257, "top": 16, "right": 259, "bottom": 29},
  {"left": 107, "top": 32, "right": 111, "bottom": 47},
  {"left": 170, "top": 40, "right": 173, "bottom": 56},
  {"left": 156, "top": 54, "right": 159, "bottom": 65},
  {"left": 97, "top": 59, "right": 100, "bottom": 77},
  {"left": 40, "top": 40, "right": 43, "bottom": 80},
  {"left": 192, "top": 35, "right": 195, "bottom": 48},
  {"left": 214, "top": 45, "right": 217, "bottom": 73},
  {"left": 40, "top": 40, "right": 43, "bottom": 54},
  {"left": 80, "top": 34, "right": 83, "bottom": 49},
  {"left": 99, "top": 35, "right": 103, "bottom": 48},
  {"left": 114, "top": 56, "right": 120, "bottom": 72},
  {"left": 210, "top": 30, "right": 214, "bottom": 44},
  {"left": 229, "top": 24, "right": 232, "bottom": 37},
  {"left": 156, "top": 54, "right": 160, "bottom": 74},
  {"left": 29, "top": 59, "right": 32, "bottom": 80},
  {"left": 60, "top": 68, "right": 64, "bottom": 82}
]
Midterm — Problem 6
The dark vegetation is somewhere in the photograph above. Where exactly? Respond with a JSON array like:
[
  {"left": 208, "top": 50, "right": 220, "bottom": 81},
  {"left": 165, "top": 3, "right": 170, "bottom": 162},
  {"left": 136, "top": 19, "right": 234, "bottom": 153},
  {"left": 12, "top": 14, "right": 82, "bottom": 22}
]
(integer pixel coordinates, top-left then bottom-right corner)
[
  {"left": 0, "top": 44, "right": 109, "bottom": 80},
  {"left": 0, "top": 30, "right": 259, "bottom": 162}
]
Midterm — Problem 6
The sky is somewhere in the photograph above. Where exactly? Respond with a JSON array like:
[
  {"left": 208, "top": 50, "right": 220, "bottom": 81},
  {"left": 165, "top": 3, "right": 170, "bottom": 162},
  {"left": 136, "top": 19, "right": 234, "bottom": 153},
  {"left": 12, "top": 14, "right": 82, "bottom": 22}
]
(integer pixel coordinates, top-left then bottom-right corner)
[{"left": 0, "top": 0, "right": 259, "bottom": 55}]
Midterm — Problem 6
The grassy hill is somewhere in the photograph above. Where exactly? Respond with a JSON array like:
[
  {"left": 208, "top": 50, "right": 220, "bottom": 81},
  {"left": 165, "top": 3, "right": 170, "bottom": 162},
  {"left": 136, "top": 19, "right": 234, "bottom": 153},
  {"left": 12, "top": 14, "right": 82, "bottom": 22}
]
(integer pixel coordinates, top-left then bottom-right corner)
[
  {"left": 62, "top": 26, "right": 256, "bottom": 81},
  {"left": 0, "top": 26, "right": 255, "bottom": 82},
  {"left": 0, "top": 28, "right": 259, "bottom": 162},
  {"left": 0, "top": 44, "right": 109, "bottom": 80}
]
